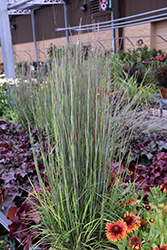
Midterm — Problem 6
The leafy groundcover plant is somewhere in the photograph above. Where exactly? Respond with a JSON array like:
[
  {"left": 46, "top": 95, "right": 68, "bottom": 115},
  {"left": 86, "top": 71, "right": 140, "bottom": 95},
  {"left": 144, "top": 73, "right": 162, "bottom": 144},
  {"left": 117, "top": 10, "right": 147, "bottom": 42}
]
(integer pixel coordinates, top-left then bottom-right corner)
[
  {"left": 107, "top": 153, "right": 167, "bottom": 202},
  {"left": 7, "top": 43, "right": 166, "bottom": 250},
  {"left": 119, "top": 129, "right": 167, "bottom": 201},
  {"left": 0, "top": 120, "right": 48, "bottom": 218}
]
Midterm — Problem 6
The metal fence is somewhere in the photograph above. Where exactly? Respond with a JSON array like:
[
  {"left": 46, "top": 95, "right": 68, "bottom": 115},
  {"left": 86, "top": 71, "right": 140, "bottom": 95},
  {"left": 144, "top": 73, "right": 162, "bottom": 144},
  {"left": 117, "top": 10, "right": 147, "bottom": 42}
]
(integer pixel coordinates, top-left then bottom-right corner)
[
  {"left": 55, "top": 6, "right": 167, "bottom": 33},
  {"left": 0, "top": 32, "right": 167, "bottom": 63}
]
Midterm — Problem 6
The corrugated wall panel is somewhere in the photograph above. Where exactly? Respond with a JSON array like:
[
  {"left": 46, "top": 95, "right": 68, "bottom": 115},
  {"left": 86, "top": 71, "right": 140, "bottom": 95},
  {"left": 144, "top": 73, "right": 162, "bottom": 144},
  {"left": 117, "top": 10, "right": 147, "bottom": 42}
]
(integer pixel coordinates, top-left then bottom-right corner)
[
  {"left": 123, "top": 0, "right": 167, "bottom": 16},
  {"left": 9, "top": 0, "right": 167, "bottom": 45},
  {"left": 10, "top": 0, "right": 117, "bottom": 44},
  {"left": 35, "top": 5, "right": 65, "bottom": 41},
  {"left": 10, "top": 15, "right": 33, "bottom": 44}
]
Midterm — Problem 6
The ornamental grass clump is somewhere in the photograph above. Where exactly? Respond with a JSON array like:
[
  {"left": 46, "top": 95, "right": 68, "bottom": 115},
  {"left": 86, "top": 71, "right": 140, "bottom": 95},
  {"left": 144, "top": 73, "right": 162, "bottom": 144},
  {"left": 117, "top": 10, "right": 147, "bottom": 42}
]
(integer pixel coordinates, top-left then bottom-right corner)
[
  {"left": 9, "top": 43, "right": 164, "bottom": 249},
  {"left": 0, "top": 78, "right": 9, "bottom": 117}
]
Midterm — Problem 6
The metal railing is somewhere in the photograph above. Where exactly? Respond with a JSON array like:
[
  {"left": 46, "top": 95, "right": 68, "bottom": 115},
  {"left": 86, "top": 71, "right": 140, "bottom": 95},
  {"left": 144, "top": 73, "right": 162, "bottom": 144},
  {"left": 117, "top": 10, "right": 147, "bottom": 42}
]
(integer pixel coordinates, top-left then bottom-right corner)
[
  {"left": 55, "top": 6, "right": 167, "bottom": 33},
  {"left": 55, "top": 6, "right": 167, "bottom": 54}
]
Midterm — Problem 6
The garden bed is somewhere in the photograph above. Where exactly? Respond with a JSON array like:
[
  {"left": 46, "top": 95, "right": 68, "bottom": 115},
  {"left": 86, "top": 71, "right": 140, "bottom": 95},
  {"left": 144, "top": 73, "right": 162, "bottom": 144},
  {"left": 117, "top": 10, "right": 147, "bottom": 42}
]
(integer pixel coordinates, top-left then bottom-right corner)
[{"left": 0, "top": 44, "right": 167, "bottom": 250}]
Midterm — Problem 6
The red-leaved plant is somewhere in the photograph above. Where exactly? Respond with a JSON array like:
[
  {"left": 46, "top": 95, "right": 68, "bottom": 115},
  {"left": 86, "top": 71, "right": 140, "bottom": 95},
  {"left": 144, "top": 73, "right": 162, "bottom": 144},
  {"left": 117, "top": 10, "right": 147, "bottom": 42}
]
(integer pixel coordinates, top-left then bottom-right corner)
[
  {"left": 8, "top": 184, "right": 50, "bottom": 250},
  {"left": 108, "top": 151, "right": 167, "bottom": 201},
  {"left": 0, "top": 121, "right": 48, "bottom": 216}
]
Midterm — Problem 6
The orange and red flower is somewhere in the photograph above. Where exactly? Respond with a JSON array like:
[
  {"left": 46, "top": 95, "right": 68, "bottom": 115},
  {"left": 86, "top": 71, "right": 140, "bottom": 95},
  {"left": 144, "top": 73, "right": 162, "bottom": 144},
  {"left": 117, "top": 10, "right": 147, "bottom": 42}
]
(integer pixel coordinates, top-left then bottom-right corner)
[
  {"left": 140, "top": 219, "right": 147, "bottom": 228},
  {"left": 153, "top": 244, "right": 167, "bottom": 250},
  {"left": 105, "top": 220, "right": 127, "bottom": 242},
  {"left": 149, "top": 218, "right": 155, "bottom": 223},
  {"left": 128, "top": 236, "right": 142, "bottom": 250},
  {"left": 133, "top": 246, "right": 141, "bottom": 250},
  {"left": 123, "top": 211, "right": 140, "bottom": 233},
  {"left": 163, "top": 205, "right": 167, "bottom": 214},
  {"left": 160, "top": 180, "right": 167, "bottom": 193},
  {"left": 125, "top": 198, "right": 137, "bottom": 206},
  {"left": 119, "top": 200, "right": 126, "bottom": 206},
  {"left": 145, "top": 205, "right": 151, "bottom": 210},
  {"left": 119, "top": 198, "right": 136, "bottom": 206}
]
